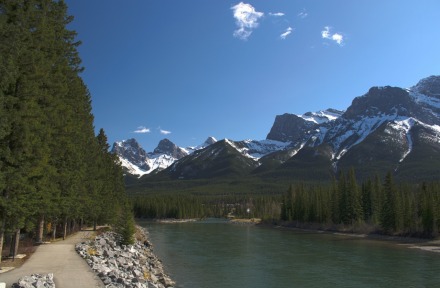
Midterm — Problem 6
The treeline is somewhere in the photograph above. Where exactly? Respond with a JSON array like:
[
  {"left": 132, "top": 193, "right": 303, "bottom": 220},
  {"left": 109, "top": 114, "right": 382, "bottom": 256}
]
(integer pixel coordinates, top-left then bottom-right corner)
[
  {"left": 281, "top": 170, "right": 440, "bottom": 237},
  {"left": 132, "top": 169, "right": 440, "bottom": 238},
  {"left": 0, "top": 0, "right": 132, "bottom": 260},
  {"left": 132, "top": 194, "right": 281, "bottom": 221}
]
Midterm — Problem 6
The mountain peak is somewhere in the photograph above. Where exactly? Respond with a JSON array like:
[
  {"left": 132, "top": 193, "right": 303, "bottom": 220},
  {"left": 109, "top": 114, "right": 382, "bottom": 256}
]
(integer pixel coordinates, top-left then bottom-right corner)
[
  {"left": 204, "top": 136, "right": 217, "bottom": 146},
  {"left": 410, "top": 75, "right": 440, "bottom": 99},
  {"left": 153, "top": 138, "right": 188, "bottom": 159},
  {"left": 111, "top": 138, "right": 150, "bottom": 171}
]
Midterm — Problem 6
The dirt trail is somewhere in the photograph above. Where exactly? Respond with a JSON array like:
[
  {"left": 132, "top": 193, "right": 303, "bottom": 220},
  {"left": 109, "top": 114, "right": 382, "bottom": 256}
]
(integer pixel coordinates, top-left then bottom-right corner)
[{"left": 0, "top": 230, "right": 104, "bottom": 288}]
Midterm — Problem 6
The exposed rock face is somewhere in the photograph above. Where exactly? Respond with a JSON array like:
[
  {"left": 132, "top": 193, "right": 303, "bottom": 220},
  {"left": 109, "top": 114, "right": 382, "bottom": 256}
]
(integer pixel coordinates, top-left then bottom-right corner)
[
  {"left": 75, "top": 229, "right": 174, "bottom": 288},
  {"left": 153, "top": 139, "right": 187, "bottom": 159},
  {"left": 343, "top": 86, "right": 415, "bottom": 119},
  {"left": 12, "top": 273, "right": 55, "bottom": 288},
  {"left": 112, "top": 139, "right": 150, "bottom": 170},
  {"left": 266, "top": 113, "right": 315, "bottom": 143},
  {"left": 411, "top": 75, "right": 440, "bottom": 99}
]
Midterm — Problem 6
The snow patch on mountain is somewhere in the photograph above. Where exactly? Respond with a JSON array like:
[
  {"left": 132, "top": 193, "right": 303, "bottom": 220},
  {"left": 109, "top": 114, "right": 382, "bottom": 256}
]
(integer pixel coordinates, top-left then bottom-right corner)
[
  {"left": 242, "top": 139, "right": 291, "bottom": 159},
  {"left": 326, "top": 113, "right": 400, "bottom": 160},
  {"left": 118, "top": 156, "right": 149, "bottom": 177},
  {"left": 298, "top": 109, "right": 343, "bottom": 124},
  {"left": 146, "top": 154, "right": 177, "bottom": 174},
  {"left": 389, "top": 118, "right": 415, "bottom": 162},
  {"left": 409, "top": 91, "right": 440, "bottom": 109},
  {"left": 185, "top": 137, "right": 218, "bottom": 154}
]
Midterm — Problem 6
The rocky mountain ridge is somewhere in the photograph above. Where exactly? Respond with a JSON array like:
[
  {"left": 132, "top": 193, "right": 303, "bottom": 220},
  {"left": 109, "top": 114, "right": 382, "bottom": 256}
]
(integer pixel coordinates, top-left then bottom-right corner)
[{"left": 115, "top": 75, "right": 440, "bottom": 182}]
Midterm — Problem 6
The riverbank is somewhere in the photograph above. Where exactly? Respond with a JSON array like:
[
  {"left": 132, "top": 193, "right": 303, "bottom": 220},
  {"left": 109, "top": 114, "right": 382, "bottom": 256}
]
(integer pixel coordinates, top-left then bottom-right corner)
[
  {"left": 155, "top": 218, "right": 199, "bottom": 224},
  {"left": 75, "top": 226, "right": 175, "bottom": 288},
  {"left": 268, "top": 221, "right": 440, "bottom": 253},
  {"left": 229, "top": 218, "right": 262, "bottom": 224}
]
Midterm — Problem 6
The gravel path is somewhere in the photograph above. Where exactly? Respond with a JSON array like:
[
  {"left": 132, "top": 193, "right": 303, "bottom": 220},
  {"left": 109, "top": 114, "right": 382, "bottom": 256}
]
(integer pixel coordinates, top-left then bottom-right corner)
[{"left": 1, "top": 230, "right": 104, "bottom": 288}]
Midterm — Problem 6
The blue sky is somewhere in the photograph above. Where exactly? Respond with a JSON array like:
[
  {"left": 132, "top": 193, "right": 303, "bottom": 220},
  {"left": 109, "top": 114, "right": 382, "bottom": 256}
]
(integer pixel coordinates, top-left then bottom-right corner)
[{"left": 66, "top": 0, "right": 440, "bottom": 151}]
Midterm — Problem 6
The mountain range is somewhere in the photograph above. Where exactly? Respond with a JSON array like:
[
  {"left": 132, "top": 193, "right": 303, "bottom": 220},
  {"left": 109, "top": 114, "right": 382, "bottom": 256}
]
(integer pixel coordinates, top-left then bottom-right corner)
[{"left": 113, "top": 76, "right": 440, "bottom": 185}]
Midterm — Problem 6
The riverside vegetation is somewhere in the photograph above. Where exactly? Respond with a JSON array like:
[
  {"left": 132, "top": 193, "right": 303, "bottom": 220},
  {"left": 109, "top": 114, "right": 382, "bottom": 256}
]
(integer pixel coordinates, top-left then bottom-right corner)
[
  {"left": 132, "top": 169, "right": 440, "bottom": 238},
  {"left": 0, "top": 0, "right": 136, "bottom": 262}
]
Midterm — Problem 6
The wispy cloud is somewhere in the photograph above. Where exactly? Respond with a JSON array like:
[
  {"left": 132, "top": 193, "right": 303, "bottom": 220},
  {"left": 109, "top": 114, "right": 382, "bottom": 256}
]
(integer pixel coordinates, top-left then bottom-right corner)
[
  {"left": 280, "top": 27, "right": 293, "bottom": 40},
  {"left": 269, "top": 12, "right": 285, "bottom": 17},
  {"left": 321, "top": 26, "right": 344, "bottom": 46},
  {"left": 133, "top": 126, "right": 150, "bottom": 134},
  {"left": 160, "top": 129, "right": 172, "bottom": 135},
  {"left": 231, "top": 2, "right": 264, "bottom": 40},
  {"left": 297, "top": 9, "right": 308, "bottom": 19}
]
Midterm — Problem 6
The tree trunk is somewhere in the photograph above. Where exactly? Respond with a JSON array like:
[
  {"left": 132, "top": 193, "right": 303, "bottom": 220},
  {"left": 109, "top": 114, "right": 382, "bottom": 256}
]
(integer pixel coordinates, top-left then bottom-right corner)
[
  {"left": 52, "top": 221, "right": 57, "bottom": 240},
  {"left": 71, "top": 220, "right": 76, "bottom": 233},
  {"left": 9, "top": 229, "right": 20, "bottom": 259},
  {"left": 93, "top": 220, "right": 97, "bottom": 231},
  {"left": 0, "top": 219, "right": 5, "bottom": 263},
  {"left": 63, "top": 217, "right": 68, "bottom": 240},
  {"left": 37, "top": 215, "right": 45, "bottom": 243}
]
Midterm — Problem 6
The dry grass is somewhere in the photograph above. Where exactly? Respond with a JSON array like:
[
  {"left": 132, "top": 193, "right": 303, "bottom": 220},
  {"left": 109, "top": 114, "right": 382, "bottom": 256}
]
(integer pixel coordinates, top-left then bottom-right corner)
[
  {"left": 143, "top": 270, "right": 151, "bottom": 280},
  {"left": 87, "top": 247, "right": 97, "bottom": 256}
]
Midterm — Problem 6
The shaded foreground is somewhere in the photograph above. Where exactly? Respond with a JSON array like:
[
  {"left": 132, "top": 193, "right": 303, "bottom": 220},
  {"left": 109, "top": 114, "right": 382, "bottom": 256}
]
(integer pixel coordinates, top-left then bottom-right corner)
[{"left": 1, "top": 230, "right": 103, "bottom": 288}]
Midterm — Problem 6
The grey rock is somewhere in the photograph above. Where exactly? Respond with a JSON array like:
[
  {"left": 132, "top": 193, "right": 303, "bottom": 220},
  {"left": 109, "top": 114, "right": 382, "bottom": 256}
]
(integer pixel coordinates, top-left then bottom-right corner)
[
  {"left": 12, "top": 273, "right": 55, "bottom": 288},
  {"left": 75, "top": 228, "right": 174, "bottom": 288}
]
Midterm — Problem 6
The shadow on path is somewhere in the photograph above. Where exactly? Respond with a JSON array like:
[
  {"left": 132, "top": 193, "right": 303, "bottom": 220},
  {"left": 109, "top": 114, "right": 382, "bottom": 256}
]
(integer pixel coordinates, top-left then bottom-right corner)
[{"left": 1, "top": 230, "right": 104, "bottom": 288}]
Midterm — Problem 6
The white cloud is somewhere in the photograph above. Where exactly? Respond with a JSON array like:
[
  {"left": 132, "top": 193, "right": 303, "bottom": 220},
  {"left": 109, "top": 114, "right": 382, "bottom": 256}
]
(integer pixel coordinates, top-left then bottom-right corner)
[
  {"left": 331, "top": 33, "right": 344, "bottom": 45},
  {"left": 321, "top": 26, "right": 344, "bottom": 46},
  {"left": 231, "top": 2, "right": 264, "bottom": 40},
  {"left": 269, "top": 12, "right": 285, "bottom": 17},
  {"left": 133, "top": 126, "right": 150, "bottom": 134},
  {"left": 280, "top": 27, "right": 293, "bottom": 40},
  {"left": 160, "top": 129, "right": 172, "bottom": 135},
  {"left": 298, "top": 9, "right": 308, "bottom": 19}
]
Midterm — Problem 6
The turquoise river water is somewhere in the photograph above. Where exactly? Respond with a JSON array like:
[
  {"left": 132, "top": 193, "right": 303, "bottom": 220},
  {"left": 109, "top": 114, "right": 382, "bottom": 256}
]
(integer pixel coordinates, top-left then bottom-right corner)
[{"left": 140, "top": 219, "right": 440, "bottom": 288}]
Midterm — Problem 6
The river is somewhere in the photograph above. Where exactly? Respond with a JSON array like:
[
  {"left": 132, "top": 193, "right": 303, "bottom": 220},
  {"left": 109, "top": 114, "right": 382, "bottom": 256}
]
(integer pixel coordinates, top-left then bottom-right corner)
[{"left": 140, "top": 219, "right": 440, "bottom": 288}]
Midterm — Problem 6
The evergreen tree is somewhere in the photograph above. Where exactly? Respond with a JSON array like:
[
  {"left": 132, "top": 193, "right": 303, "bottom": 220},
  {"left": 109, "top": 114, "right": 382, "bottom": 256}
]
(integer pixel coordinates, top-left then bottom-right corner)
[
  {"left": 381, "top": 172, "right": 398, "bottom": 233},
  {"left": 347, "top": 168, "right": 363, "bottom": 224},
  {"left": 0, "top": 1, "right": 133, "bottom": 255}
]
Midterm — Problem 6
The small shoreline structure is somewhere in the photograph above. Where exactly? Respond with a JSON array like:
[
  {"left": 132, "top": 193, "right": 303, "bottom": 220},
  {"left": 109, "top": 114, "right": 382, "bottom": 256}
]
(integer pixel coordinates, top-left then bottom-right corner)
[{"left": 75, "top": 226, "right": 175, "bottom": 288}]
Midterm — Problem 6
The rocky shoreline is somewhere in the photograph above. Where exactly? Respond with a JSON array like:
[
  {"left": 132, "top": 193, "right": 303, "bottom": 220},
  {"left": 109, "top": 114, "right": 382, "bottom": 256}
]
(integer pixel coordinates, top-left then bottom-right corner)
[
  {"left": 75, "top": 227, "right": 175, "bottom": 288},
  {"left": 11, "top": 273, "right": 55, "bottom": 288}
]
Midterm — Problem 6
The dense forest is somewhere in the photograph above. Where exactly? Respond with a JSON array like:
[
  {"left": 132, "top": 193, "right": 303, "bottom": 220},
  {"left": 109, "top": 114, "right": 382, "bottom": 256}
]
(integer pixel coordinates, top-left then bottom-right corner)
[
  {"left": 0, "top": 0, "right": 133, "bottom": 261},
  {"left": 132, "top": 170, "right": 440, "bottom": 238},
  {"left": 281, "top": 170, "right": 440, "bottom": 237}
]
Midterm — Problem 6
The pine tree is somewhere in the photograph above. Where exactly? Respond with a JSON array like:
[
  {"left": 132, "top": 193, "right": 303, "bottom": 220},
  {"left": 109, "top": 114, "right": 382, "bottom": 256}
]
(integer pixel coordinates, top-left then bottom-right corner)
[
  {"left": 381, "top": 172, "right": 397, "bottom": 233},
  {"left": 347, "top": 168, "right": 363, "bottom": 224}
]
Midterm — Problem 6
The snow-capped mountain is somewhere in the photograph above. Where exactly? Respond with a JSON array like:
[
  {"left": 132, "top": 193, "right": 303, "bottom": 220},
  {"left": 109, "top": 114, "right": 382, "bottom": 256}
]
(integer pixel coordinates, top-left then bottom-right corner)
[
  {"left": 118, "top": 76, "right": 440, "bottom": 182},
  {"left": 114, "top": 136, "right": 294, "bottom": 177},
  {"left": 184, "top": 136, "right": 218, "bottom": 154},
  {"left": 315, "top": 77, "right": 440, "bottom": 163},
  {"left": 111, "top": 139, "right": 150, "bottom": 172},
  {"left": 258, "top": 75, "right": 440, "bottom": 180},
  {"left": 266, "top": 109, "right": 344, "bottom": 143},
  {"left": 111, "top": 138, "right": 188, "bottom": 177}
]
